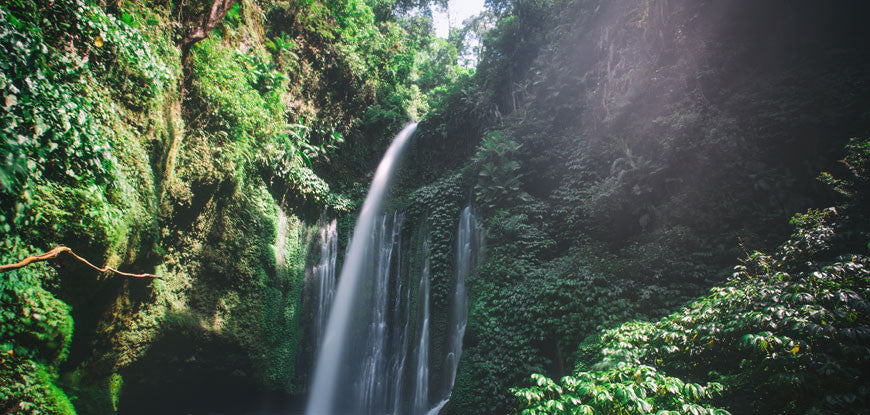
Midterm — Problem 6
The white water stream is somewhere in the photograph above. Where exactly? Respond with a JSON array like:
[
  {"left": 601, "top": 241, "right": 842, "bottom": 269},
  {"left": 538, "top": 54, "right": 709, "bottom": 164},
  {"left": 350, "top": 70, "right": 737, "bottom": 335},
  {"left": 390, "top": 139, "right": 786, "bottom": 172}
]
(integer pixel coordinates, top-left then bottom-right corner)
[
  {"left": 312, "top": 217, "right": 338, "bottom": 351},
  {"left": 306, "top": 122, "right": 483, "bottom": 414},
  {"left": 307, "top": 123, "right": 418, "bottom": 415}
]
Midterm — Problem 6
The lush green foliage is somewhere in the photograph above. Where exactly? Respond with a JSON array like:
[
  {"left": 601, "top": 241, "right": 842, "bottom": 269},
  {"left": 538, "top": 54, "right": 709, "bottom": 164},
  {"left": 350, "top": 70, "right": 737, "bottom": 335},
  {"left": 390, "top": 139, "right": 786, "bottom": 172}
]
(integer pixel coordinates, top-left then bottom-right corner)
[
  {"left": 429, "top": 0, "right": 870, "bottom": 412},
  {"left": 514, "top": 367, "right": 728, "bottom": 415},
  {"left": 0, "top": 0, "right": 171, "bottom": 194},
  {"left": 472, "top": 130, "right": 525, "bottom": 209},
  {"left": 0, "top": 255, "right": 72, "bottom": 367},
  {"left": 1, "top": 6, "right": 104, "bottom": 194},
  {"left": 0, "top": 235, "right": 75, "bottom": 413},
  {"left": 511, "top": 138, "right": 870, "bottom": 413},
  {"left": 0, "top": 1, "right": 174, "bottom": 411},
  {"left": 0, "top": 356, "right": 76, "bottom": 414},
  {"left": 257, "top": 0, "right": 467, "bottom": 190},
  {"left": 184, "top": 32, "right": 346, "bottom": 211},
  {"left": 1, "top": 0, "right": 470, "bottom": 411}
]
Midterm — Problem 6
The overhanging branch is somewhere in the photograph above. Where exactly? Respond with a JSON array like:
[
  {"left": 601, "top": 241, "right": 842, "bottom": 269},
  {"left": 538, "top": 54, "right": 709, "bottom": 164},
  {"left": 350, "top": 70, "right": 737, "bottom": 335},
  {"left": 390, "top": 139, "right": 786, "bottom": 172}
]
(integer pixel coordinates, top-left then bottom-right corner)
[{"left": 0, "top": 246, "right": 161, "bottom": 279}]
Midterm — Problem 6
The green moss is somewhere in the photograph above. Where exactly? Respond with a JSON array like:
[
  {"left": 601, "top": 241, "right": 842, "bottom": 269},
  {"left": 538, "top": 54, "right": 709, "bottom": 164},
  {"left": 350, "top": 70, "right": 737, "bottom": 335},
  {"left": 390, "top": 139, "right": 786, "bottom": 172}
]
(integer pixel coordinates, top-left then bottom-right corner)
[
  {"left": 0, "top": 244, "right": 73, "bottom": 365},
  {"left": 0, "top": 238, "right": 75, "bottom": 414},
  {"left": 260, "top": 203, "right": 315, "bottom": 393},
  {"left": 25, "top": 183, "right": 126, "bottom": 253},
  {"left": 0, "top": 358, "right": 76, "bottom": 415},
  {"left": 108, "top": 373, "right": 122, "bottom": 412},
  {"left": 59, "top": 369, "right": 126, "bottom": 414},
  {"left": 189, "top": 37, "right": 284, "bottom": 147}
]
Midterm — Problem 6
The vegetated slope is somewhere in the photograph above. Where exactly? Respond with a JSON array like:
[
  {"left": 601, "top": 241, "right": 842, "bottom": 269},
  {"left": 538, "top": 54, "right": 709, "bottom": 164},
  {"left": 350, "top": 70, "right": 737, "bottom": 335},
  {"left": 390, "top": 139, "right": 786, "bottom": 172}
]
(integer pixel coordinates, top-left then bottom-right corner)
[
  {"left": 0, "top": 0, "right": 449, "bottom": 413},
  {"left": 514, "top": 139, "right": 870, "bottom": 414},
  {"left": 393, "top": 0, "right": 870, "bottom": 413}
]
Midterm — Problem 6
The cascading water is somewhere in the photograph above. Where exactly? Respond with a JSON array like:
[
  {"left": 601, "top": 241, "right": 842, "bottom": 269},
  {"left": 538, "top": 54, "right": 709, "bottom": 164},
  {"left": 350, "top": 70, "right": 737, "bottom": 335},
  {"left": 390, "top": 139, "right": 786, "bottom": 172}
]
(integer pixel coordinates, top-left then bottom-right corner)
[
  {"left": 306, "top": 123, "right": 417, "bottom": 415},
  {"left": 357, "top": 211, "right": 405, "bottom": 411},
  {"left": 390, "top": 228, "right": 413, "bottom": 415},
  {"left": 413, "top": 236, "right": 431, "bottom": 415},
  {"left": 312, "top": 218, "right": 338, "bottom": 350},
  {"left": 427, "top": 205, "right": 484, "bottom": 414},
  {"left": 305, "top": 121, "right": 484, "bottom": 414}
]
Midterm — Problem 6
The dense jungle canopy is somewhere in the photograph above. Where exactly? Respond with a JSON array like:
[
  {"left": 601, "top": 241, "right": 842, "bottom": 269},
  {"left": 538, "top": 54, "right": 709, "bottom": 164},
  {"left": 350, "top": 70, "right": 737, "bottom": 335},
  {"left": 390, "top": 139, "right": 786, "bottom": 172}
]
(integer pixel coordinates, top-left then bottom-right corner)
[{"left": 1, "top": 0, "right": 869, "bottom": 414}]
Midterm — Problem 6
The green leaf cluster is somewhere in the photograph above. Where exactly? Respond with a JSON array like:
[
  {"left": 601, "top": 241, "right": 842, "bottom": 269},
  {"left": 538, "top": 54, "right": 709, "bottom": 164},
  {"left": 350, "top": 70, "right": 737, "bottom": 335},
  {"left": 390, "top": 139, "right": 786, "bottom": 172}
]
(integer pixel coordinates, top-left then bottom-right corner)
[
  {"left": 513, "top": 366, "right": 728, "bottom": 415},
  {"left": 472, "top": 130, "right": 526, "bottom": 210},
  {"left": 0, "top": 5, "right": 115, "bottom": 194}
]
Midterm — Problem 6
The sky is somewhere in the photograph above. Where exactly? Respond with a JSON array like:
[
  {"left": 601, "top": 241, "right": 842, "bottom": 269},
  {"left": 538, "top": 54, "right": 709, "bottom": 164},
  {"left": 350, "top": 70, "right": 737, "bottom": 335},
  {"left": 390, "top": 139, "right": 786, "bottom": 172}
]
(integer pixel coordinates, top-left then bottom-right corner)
[{"left": 432, "top": 0, "right": 486, "bottom": 38}]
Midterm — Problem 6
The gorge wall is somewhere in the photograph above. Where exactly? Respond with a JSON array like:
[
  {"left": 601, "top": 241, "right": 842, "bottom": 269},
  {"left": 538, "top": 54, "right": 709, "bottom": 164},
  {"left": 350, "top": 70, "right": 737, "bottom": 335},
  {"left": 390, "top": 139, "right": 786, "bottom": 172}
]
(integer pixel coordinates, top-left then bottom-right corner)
[{"left": 1, "top": 0, "right": 868, "bottom": 414}]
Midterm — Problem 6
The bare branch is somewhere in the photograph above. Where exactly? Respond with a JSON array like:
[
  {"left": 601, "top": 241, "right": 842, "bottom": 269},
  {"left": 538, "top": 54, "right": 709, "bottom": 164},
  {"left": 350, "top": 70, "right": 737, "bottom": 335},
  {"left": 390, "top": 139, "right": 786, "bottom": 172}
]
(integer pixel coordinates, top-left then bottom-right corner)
[{"left": 0, "top": 246, "right": 161, "bottom": 279}]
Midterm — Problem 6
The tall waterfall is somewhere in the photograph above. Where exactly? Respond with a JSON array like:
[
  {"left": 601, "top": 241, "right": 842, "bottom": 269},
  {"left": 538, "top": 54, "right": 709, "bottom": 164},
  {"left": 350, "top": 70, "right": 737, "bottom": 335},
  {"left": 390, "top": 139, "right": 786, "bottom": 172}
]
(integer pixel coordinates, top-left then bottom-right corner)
[
  {"left": 307, "top": 123, "right": 417, "bottom": 415},
  {"left": 312, "top": 218, "right": 338, "bottom": 350},
  {"left": 305, "top": 121, "right": 483, "bottom": 414}
]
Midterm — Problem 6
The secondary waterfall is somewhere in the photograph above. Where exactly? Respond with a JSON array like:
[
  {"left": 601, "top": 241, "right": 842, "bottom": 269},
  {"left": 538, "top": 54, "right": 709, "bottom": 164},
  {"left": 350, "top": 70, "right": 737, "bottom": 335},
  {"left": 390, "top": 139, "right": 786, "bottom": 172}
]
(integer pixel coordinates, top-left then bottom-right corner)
[
  {"left": 305, "top": 122, "right": 484, "bottom": 414},
  {"left": 413, "top": 236, "right": 431, "bottom": 415},
  {"left": 307, "top": 123, "right": 417, "bottom": 415},
  {"left": 312, "top": 218, "right": 338, "bottom": 350},
  {"left": 427, "top": 206, "right": 484, "bottom": 414}
]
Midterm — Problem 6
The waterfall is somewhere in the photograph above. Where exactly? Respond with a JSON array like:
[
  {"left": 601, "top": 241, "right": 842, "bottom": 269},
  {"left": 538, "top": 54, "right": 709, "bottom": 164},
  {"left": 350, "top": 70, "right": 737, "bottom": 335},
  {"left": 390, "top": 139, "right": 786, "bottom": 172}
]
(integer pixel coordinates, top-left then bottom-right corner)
[
  {"left": 312, "top": 217, "right": 338, "bottom": 350},
  {"left": 357, "top": 211, "right": 404, "bottom": 411},
  {"left": 305, "top": 121, "right": 483, "bottom": 414},
  {"left": 306, "top": 123, "right": 417, "bottom": 415},
  {"left": 427, "top": 205, "right": 484, "bottom": 415},
  {"left": 389, "top": 216, "right": 412, "bottom": 415},
  {"left": 413, "top": 236, "right": 431, "bottom": 415}
]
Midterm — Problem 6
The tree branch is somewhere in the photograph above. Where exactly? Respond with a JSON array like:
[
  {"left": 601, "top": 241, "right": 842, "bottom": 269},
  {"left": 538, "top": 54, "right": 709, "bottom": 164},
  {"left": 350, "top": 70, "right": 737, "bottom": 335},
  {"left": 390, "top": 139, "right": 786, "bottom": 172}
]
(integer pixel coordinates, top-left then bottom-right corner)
[
  {"left": 0, "top": 246, "right": 161, "bottom": 279},
  {"left": 179, "top": 0, "right": 238, "bottom": 56}
]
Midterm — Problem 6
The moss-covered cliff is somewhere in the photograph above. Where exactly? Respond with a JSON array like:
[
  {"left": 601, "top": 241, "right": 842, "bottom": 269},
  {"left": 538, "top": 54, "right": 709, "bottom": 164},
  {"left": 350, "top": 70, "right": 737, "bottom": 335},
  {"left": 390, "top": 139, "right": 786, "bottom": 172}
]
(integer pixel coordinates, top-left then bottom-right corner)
[
  {"left": 2, "top": 0, "right": 869, "bottom": 414},
  {"left": 0, "top": 0, "right": 451, "bottom": 412}
]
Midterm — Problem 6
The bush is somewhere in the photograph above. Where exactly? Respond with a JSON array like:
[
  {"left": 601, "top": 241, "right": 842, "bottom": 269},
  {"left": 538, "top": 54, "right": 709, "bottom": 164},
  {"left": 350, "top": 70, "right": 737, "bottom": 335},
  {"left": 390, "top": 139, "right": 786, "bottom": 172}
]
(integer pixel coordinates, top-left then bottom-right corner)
[{"left": 513, "top": 366, "right": 729, "bottom": 415}]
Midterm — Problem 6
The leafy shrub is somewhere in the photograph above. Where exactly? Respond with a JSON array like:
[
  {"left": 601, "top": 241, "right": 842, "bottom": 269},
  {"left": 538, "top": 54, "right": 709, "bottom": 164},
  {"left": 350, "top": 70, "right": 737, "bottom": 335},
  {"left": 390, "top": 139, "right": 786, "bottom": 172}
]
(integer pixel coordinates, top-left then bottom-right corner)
[
  {"left": 0, "top": 238, "right": 75, "bottom": 414},
  {"left": 567, "top": 249, "right": 870, "bottom": 414},
  {"left": 0, "top": 357, "right": 76, "bottom": 415},
  {"left": 0, "top": 266, "right": 73, "bottom": 366},
  {"left": 513, "top": 366, "right": 729, "bottom": 415},
  {"left": 76, "top": 1, "right": 172, "bottom": 106},
  {"left": 22, "top": 182, "right": 127, "bottom": 253},
  {"left": 472, "top": 130, "right": 526, "bottom": 210},
  {"left": 188, "top": 38, "right": 284, "bottom": 147}
]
